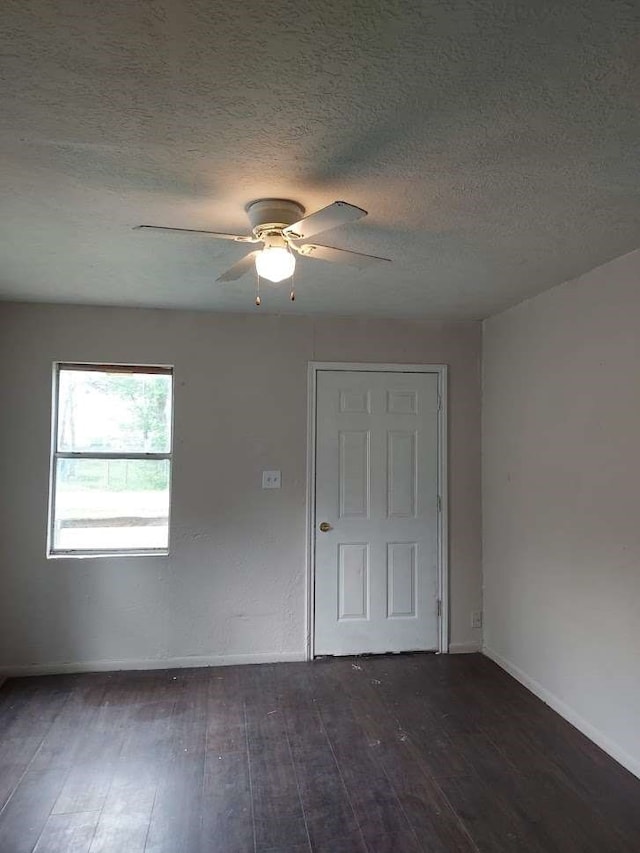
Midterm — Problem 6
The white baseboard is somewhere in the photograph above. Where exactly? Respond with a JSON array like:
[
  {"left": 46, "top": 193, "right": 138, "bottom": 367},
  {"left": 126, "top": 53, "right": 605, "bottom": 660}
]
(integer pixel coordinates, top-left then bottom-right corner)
[
  {"left": 449, "top": 641, "right": 481, "bottom": 654},
  {"left": 483, "top": 645, "right": 640, "bottom": 781},
  {"left": 0, "top": 651, "right": 307, "bottom": 679}
]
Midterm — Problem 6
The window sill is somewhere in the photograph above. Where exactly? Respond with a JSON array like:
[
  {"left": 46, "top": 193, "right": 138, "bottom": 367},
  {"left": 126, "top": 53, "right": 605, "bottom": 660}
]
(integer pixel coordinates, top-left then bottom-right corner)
[{"left": 47, "top": 550, "right": 170, "bottom": 560}]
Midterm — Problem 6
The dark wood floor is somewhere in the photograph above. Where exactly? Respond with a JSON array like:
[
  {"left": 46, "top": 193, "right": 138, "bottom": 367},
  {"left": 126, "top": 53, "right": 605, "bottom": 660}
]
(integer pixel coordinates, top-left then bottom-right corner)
[{"left": 1, "top": 654, "right": 639, "bottom": 852}]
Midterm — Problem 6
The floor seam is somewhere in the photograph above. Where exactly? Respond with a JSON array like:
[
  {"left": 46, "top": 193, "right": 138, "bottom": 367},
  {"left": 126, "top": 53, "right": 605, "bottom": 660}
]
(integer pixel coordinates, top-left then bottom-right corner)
[
  {"left": 243, "top": 699, "right": 258, "bottom": 853},
  {"left": 281, "top": 704, "right": 313, "bottom": 853},
  {"left": 312, "top": 679, "right": 373, "bottom": 852}
]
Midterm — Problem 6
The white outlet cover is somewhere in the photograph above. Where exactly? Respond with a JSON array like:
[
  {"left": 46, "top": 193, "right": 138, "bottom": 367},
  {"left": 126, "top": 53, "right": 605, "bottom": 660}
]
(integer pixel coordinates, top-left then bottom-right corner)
[{"left": 262, "top": 470, "right": 281, "bottom": 489}]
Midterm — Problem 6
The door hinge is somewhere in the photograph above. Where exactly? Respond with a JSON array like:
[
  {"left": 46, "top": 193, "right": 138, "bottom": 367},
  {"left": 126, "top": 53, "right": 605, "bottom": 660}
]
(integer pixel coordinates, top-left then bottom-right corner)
[
  {"left": 437, "top": 599, "right": 442, "bottom": 617},
  {"left": 436, "top": 495, "right": 442, "bottom": 513},
  {"left": 437, "top": 393, "right": 442, "bottom": 411}
]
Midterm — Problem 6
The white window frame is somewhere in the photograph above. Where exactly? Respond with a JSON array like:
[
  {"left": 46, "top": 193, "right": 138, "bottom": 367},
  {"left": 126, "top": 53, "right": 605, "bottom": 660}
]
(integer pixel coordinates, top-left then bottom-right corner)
[{"left": 47, "top": 362, "right": 174, "bottom": 559}]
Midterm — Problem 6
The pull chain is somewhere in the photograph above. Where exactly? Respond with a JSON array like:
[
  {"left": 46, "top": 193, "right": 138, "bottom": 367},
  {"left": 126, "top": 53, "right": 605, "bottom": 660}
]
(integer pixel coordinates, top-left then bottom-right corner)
[
  {"left": 255, "top": 269, "right": 261, "bottom": 307},
  {"left": 289, "top": 263, "right": 296, "bottom": 302}
]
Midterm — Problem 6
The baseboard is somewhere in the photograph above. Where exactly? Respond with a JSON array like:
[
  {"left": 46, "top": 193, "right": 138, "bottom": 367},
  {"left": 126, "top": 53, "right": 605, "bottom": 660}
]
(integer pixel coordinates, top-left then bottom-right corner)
[
  {"left": 0, "top": 651, "right": 307, "bottom": 679},
  {"left": 483, "top": 645, "right": 640, "bottom": 781},
  {"left": 449, "top": 641, "right": 481, "bottom": 654}
]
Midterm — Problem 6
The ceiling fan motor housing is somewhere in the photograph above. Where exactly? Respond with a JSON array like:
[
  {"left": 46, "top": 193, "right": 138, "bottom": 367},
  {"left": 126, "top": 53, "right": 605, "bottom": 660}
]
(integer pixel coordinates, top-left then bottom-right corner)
[{"left": 246, "top": 198, "right": 305, "bottom": 239}]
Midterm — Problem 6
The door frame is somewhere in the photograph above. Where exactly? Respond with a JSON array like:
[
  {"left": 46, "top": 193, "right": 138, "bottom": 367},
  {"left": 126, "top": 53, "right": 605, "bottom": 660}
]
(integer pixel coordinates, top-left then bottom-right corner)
[{"left": 305, "top": 362, "right": 449, "bottom": 660}]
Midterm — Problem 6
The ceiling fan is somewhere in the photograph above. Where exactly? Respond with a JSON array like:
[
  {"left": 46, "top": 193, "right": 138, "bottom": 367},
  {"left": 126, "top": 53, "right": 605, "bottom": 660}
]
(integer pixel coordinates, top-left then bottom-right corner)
[{"left": 136, "top": 199, "right": 390, "bottom": 302}]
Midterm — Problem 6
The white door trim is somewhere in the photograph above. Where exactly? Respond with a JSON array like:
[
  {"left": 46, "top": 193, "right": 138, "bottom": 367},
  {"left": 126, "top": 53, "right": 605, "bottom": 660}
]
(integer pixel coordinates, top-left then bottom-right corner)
[{"left": 305, "top": 362, "right": 449, "bottom": 660}]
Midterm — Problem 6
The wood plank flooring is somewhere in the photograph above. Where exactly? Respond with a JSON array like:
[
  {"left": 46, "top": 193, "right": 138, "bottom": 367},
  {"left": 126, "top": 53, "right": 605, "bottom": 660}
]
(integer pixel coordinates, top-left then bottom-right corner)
[{"left": 1, "top": 654, "right": 639, "bottom": 852}]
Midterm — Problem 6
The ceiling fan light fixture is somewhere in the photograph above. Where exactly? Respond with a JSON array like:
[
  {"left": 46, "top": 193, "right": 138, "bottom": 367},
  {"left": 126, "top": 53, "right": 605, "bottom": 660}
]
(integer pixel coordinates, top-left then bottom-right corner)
[
  {"left": 255, "top": 242, "right": 295, "bottom": 283},
  {"left": 138, "top": 200, "right": 391, "bottom": 293}
]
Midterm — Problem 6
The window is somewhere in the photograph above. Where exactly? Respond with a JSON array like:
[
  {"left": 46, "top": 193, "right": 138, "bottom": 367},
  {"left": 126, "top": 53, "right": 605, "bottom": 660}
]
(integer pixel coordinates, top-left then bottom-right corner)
[{"left": 48, "top": 363, "right": 173, "bottom": 556}]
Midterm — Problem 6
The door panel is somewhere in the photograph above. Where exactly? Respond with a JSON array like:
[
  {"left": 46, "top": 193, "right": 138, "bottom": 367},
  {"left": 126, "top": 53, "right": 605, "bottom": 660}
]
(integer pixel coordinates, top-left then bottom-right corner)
[
  {"left": 338, "top": 543, "right": 369, "bottom": 620},
  {"left": 387, "top": 430, "right": 417, "bottom": 518},
  {"left": 387, "top": 542, "right": 417, "bottom": 618},
  {"left": 339, "top": 431, "right": 370, "bottom": 518},
  {"left": 314, "top": 370, "right": 440, "bottom": 656}
]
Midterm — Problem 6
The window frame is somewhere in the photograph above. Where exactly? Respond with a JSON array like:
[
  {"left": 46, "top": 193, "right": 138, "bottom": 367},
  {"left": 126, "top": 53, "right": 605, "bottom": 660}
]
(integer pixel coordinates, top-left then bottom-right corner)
[{"left": 47, "top": 362, "right": 174, "bottom": 559}]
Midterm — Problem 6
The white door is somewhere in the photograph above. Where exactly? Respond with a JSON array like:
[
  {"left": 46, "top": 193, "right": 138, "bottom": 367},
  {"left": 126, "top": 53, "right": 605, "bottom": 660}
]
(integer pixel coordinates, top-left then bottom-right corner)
[{"left": 314, "top": 369, "right": 441, "bottom": 656}]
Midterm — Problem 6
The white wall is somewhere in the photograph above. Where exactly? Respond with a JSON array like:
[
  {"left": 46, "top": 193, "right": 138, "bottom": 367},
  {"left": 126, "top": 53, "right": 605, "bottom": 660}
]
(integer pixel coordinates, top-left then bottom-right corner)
[
  {"left": 483, "top": 249, "right": 640, "bottom": 778},
  {"left": 0, "top": 303, "right": 482, "bottom": 673}
]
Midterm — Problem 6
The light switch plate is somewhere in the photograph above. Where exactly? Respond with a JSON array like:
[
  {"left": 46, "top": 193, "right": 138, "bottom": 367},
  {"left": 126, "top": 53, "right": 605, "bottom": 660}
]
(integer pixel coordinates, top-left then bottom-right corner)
[{"left": 262, "top": 470, "right": 281, "bottom": 489}]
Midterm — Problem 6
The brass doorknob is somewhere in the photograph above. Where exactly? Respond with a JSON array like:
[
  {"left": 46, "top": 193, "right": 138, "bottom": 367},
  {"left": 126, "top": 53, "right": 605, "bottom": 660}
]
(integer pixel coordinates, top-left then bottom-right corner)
[{"left": 319, "top": 522, "right": 333, "bottom": 533}]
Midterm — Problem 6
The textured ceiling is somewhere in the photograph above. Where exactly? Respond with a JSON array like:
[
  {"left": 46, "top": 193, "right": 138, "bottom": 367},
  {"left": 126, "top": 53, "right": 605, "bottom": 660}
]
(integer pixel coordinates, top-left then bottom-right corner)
[{"left": 1, "top": 0, "right": 639, "bottom": 319}]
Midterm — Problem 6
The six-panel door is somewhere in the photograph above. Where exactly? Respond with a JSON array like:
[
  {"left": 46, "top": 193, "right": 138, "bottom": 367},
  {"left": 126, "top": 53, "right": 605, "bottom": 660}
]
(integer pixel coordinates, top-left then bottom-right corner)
[{"left": 314, "top": 371, "right": 440, "bottom": 656}]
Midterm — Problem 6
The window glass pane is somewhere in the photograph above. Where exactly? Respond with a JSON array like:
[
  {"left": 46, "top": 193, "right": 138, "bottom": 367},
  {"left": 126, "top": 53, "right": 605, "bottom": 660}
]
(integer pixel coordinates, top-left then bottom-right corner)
[
  {"left": 52, "top": 458, "right": 170, "bottom": 552},
  {"left": 57, "top": 368, "right": 172, "bottom": 453}
]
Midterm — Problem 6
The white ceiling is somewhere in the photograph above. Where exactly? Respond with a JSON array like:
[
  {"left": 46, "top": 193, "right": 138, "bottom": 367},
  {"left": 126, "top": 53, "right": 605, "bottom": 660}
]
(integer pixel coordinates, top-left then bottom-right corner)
[{"left": 2, "top": 0, "right": 639, "bottom": 319}]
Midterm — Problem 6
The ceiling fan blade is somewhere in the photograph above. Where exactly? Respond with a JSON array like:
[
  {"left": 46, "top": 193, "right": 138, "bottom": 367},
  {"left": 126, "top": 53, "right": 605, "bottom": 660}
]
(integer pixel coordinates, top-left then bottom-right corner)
[
  {"left": 135, "top": 225, "right": 257, "bottom": 242},
  {"left": 283, "top": 201, "right": 367, "bottom": 241},
  {"left": 295, "top": 243, "right": 391, "bottom": 266},
  {"left": 216, "top": 251, "right": 260, "bottom": 282}
]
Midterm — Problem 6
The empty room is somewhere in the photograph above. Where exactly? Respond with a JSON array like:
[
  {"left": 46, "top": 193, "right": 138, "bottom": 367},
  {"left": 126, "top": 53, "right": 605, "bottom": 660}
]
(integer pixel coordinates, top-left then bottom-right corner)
[{"left": 1, "top": 1, "right": 639, "bottom": 851}]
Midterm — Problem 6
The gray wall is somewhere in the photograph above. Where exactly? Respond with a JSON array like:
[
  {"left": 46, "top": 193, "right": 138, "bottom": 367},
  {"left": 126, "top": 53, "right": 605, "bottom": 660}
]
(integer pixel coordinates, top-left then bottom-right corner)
[
  {"left": 483, "top": 249, "right": 640, "bottom": 778},
  {"left": 0, "top": 304, "right": 482, "bottom": 673}
]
